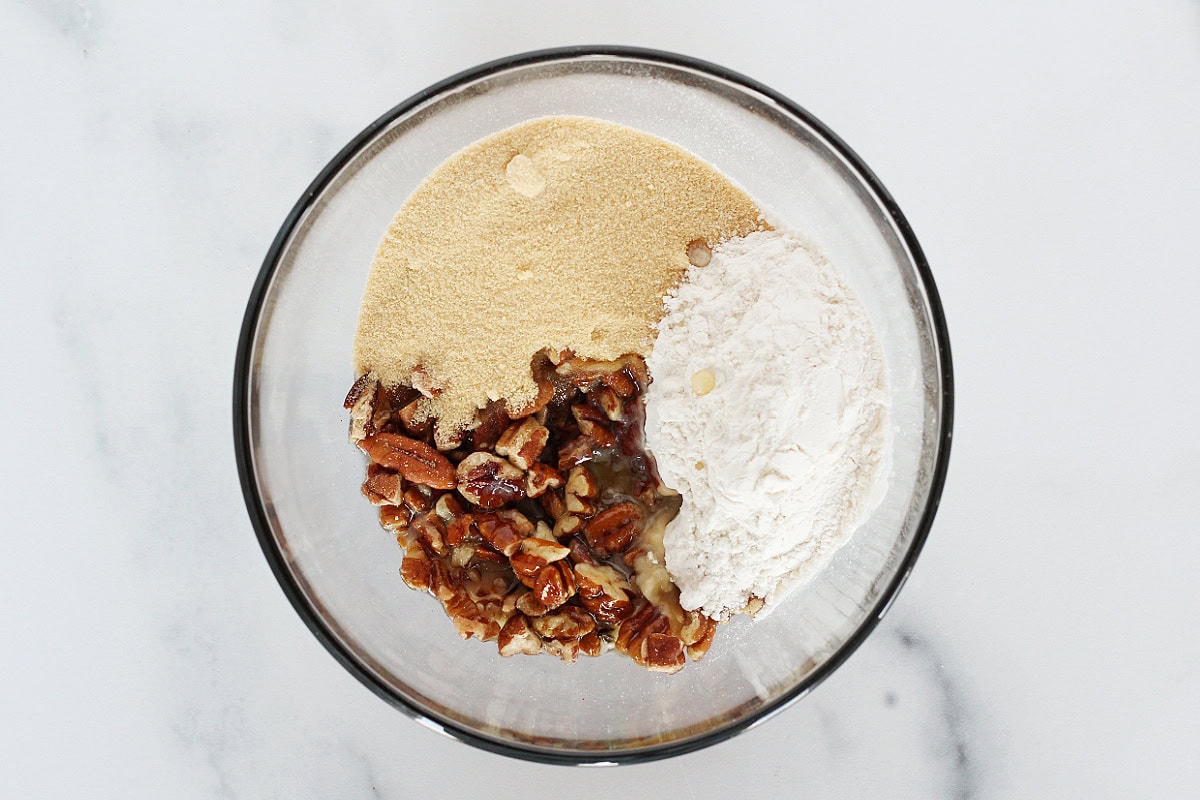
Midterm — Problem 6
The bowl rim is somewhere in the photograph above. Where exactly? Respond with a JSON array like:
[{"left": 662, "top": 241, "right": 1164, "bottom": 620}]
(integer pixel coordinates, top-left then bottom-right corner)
[{"left": 232, "top": 45, "right": 955, "bottom": 766}]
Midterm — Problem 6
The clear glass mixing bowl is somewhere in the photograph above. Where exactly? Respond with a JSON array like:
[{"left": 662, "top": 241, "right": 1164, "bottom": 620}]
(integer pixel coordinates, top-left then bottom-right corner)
[{"left": 233, "top": 47, "right": 953, "bottom": 764}]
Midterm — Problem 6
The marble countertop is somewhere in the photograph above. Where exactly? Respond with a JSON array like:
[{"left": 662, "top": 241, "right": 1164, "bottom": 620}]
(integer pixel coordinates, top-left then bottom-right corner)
[{"left": 3, "top": 1, "right": 1198, "bottom": 797}]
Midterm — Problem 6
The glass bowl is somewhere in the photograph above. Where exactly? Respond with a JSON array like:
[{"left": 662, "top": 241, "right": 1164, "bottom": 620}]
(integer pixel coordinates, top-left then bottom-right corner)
[{"left": 233, "top": 47, "right": 953, "bottom": 765}]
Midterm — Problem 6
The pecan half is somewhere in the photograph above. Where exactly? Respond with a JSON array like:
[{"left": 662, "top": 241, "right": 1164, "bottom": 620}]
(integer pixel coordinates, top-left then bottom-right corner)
[{"left": 361, "top": 433, "right": 456, "bottom": 489}]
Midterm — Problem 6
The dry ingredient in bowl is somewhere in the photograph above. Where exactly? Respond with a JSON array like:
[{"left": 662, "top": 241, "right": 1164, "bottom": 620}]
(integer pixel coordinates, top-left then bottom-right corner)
[
  {"left": 645, "top": 230, "right": 890, "bottom": 619},
  {"left": 353, "top": 115, "right": 763, "bottom": 443}
]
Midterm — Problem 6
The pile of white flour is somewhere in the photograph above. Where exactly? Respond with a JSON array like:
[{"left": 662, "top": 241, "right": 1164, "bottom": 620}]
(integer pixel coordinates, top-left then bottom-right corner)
[{"left": 645, "top": 230, "right": 890, "bottom": 618}]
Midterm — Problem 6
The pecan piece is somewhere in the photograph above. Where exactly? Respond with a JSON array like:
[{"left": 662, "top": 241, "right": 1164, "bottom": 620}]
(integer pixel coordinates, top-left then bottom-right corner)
[
  {"left": 524, "top": 462, "right": 563, "bottom": 498},
  {"left": 410, "top": 365, "right": 443, "bottom": 398},
  {"left": 360, "top": 433, "right": 456, "bottom": 489},
  {"left": 520, "top": 537, "right": 571, "bottom": 563},
  {"left": 433, "top": 493, "right": 465, "bottom": 523},
  {"left": 571, "top": 404, "right": 616, "bottom": 449},
  {"left": 379, "top": 504, "right": 411, "bottom": 534},
  {"left": 514, "top": 590, "right": 550, "bottom": 618},
  {"left": 542, "top": 637, "right": 581, "bottom": 664},
  {"left": 455, "top": 452, "right": 524, "bottom": 509},
  {"left": 399, "top": 540, "right": 432, "bottom": 591},
  {"left": 345, "top": 374, "right": 378, "bottom": 442},
  {"left": 401, "top": 485, "right": 434, "bottom": 513},
  {"left": 504, "top": 376, "right": 555, "bottom": 419},
  {"left": 563, "top": 466, "right": 599, "bottom": 514},
  {"left": 579, "top": 631, "right": 603, "bottom": 658},
  {"left": 583, "top": 502, "right": 642, "bottom": 556},
  {"left": 530, "top": 606, "right": 596, "bottom": 640},
  {"left": 575, "top": 563, "right": 635, "bottom": 625},
  {"left": 686, "top": 620, "right": 718, "bottom": 661},
  {"left": 593, "top": 387, "right": 623, "bottom": 421},
  {"left": 495, "top": 418, "right": 550, "bottom": 470},
  {"left": 552, "top": 513, "right": 582, "bottom": 539},
  {"left": 396, "top": 399, "right": 432, "bottom": 437},
  {"left": 444, "top": 514, "right": 477, "bottom": 546},
  {"left": 469, "top": 401, "right": 509, "bottom": 451},
  {"left": 556, "top": 436, "right": 595, "bottom": 471},
  {"left": 599, "top": 370, "right": 637, "bottom": 399},
  {"left": 497, "top": 613, "right": 542, "bottom": 656},
  {"left": 643, "top": 633, "right": 686, "bottom": 674},
  {"left": 475, "top": 514, "right": 524, "bottom": 557},
  {"left": 361, "top": 463, "right": 404, "bottom": 505},
  {"left": 410, "top": 512, "right": 448, "bottom": 556},
  {"left": 533, "top": 561, "right": 576, "bottom": 609},
  {"left": 442, "top": 587, "right": 499, "bottom": 641}
]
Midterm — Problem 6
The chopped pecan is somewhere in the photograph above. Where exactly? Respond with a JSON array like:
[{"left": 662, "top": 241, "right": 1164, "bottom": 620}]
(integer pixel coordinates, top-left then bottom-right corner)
[
  {"left": 410, "top": 365, "right": 443, "bottom": 398},
  {"left": 524, "top": 462, "right": 563, "bottom": 498},
  {"left": 552, "top": 513, "right": 582, "bottom": 539},
  {"left": 539, "top": 490, "right": 566, "bottom": 520},
  {"left": 515, "top": 590, "right": 550, "bottom": 618},
  {"left": 361, "top": 433, "right": 456, "bottom": 489},
  {"left": 402, "top": 485, "right": 434, "bottom": 513},
  {"left": 399, "top": 540, "right": 432, "bottom": 591},
  {"left": 361, "top": 463, "right": 404, "bottom": 505},
  {"left": 445, "top": 514, "right": 476, "bottom": 546},
  {"left": 583, "top": 502, "right": 642, "bottom": 556},
  {"left": 531, "top": 606, "right": 596, "bottom": 640},
  {"left": 520, "top": 537, "right": 571, "bottom": 563},
  {"left": 741, "top": 596, "right": 766, "bottom": 617},
  {"left": 497, "top": 613, "right": 542, "bottom": 656},
  {"left": 495, "top": 418, "right": 550, "bottom": 470},
  {"left": 504, "top": 376, "right": 555, "bottom": 419},
  {"left": 509, "top": 551, "right": 545, "bottom": 588},
  {"left": 433, "top": 493, "right": 465, "bottom": 523},
  {"left": 442, "top": 588, "right": 499, "bottom": 641},
  {"left": 593, "top": 387, "right": 623, "bottom": 421},
  {"left": 476, "top": 514, "right": 524, "bottom": 557},
  {"left": 643, "top": 633, "right": 686, "bottom": 674},
  {"left": 345, "top": 374, "right": 378, "bottom": 441},
  {"left": 494, "top": 508, "right": 534, "bottom": 537},
  {"left": 599, "top": 370, "right": 637, "bottom": 399},
  {"left": 542, "top": 637, "right": 581, "bottom": 663},
  {"left": 411, "top": 512, "right": 448, "bottom": 556},
  {"left": 563, "top": 466, "right": 599, "bottom": 514},
  {"left": 379, "top": 504, "right": 411, "bottom": 533},
  {"left": 455, "top": 452, "right": 524, "bottom": 509},
  {"left": 469, "top": 401, "right": 510, "bottom": 451},
  {"left": 579, "top": 631, "right": 603, "bottom": 657},
  {"left": 396, "top": 399, "right": 432, "bottom": 437},
  {"left": 533, "top": 561, "right": 576, "bottom": 609},
  {"left": 571, "top": 404, "right": 616, "bottom": 448},
  {"left": 556, "top": 437, "right": 595, "bottom": 471},
  {"left": 685, "top": 618, "right": 718, "bottom": 661},
  {"left": 575, "top": 563, "right": 635, "bottom": 625},
  {"left": 567, "top": 536, "right": 597, "bottom": 566}
]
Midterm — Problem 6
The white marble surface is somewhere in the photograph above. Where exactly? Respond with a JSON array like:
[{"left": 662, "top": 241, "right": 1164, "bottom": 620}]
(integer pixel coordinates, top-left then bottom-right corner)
[{"left": 3, "top": 1, "right": 1199, "bottom": 796}]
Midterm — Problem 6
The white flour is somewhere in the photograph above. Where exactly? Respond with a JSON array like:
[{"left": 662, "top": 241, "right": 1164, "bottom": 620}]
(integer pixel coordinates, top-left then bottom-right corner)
[{"left": 645, "top": 230, "right": 890, "bottom": 618}]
